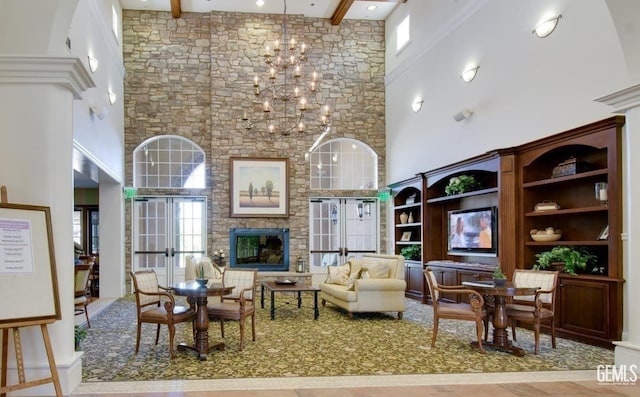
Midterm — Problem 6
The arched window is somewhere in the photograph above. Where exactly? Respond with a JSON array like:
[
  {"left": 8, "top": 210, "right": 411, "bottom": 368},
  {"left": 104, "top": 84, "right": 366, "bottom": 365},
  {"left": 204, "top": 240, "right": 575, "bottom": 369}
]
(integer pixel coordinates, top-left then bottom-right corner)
[
  {"left": 309, "top": 138, "right": 378, "bottom": 190},
  {"left": 133, "top": 135, "right": 206, "bottom": 189}
]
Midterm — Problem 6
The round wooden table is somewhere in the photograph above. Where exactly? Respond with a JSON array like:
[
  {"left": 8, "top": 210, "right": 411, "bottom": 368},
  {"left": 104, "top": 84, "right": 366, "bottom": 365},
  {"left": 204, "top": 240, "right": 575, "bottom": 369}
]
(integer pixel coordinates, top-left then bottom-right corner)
[
  {"left": 171, "top": 280, "right": 234, "bottom": 360},
  {"left": 462, "top": 280, "right": 539, "bottom": 356}
]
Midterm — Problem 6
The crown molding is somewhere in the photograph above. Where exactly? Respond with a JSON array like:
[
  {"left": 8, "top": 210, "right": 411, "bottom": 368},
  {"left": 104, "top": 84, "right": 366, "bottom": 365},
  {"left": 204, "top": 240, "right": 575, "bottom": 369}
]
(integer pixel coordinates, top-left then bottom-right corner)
[{"left": 0, "top": 55, "right": 96, "bottom": 99}]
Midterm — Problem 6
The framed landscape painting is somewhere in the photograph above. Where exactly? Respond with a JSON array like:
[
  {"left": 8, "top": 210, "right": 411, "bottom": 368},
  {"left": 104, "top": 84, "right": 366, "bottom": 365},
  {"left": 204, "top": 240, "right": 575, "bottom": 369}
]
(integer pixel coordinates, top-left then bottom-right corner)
[{"left": 230, "top": 157, "right": 289, "bottom": 217}]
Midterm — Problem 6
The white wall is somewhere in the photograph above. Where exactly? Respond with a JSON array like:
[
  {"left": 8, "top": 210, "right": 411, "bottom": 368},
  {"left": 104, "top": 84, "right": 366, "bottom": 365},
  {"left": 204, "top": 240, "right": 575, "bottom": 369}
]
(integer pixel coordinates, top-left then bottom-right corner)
[
  {"left": 385, "top": 0, "right": 630, "bottom": 183},
  {"left": 68, "top": 0, "right": 125, "bottom": 183}
]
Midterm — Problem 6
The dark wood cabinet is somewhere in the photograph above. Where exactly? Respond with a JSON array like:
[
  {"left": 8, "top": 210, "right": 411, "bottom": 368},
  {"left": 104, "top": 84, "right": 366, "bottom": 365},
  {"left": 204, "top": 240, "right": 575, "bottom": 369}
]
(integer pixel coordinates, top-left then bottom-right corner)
[
  {"left": 426, "top": 261, "right": 494, "bottom": 303},
  {"left": 516, "top": 116, "right": 624, "bottom": 348},
  {"left": 405, "top": 260, "right": 425, "bottom": 299},
  {"left": 389, "top": 176, "right": 425, "bottom": 300}
]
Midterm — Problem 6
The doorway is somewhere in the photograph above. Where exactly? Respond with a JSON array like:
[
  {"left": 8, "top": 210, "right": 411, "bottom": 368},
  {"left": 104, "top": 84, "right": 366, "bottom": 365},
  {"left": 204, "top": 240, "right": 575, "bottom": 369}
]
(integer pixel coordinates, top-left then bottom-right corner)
[
  {"left": 308, "top": 197, "right": 378, "bottom": 275},
  {"left": 132, "top": 196, "right": 207, "bottom": 285}
]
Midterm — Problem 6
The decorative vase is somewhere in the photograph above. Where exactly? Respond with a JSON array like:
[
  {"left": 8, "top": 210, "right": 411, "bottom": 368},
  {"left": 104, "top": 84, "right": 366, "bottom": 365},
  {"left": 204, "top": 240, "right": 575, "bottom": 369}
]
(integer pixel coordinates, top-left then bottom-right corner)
[
  {"left": 195, "top": 278, "right": 208, "bottom": 287},
  {"left": 408, "top": 212, "right": 414, "bottom": 223},
  {"left": 493, "top": 278, "right": 506, "bottom": 286},
  {"left": 399, "top": 212, "right": 408, "bottom": 224}
]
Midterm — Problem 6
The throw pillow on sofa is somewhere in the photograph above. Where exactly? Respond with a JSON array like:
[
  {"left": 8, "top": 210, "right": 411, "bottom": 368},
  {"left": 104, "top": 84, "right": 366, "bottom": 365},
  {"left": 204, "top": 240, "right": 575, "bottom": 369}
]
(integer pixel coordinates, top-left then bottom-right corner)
[
  {"left": 326, "top": 263, "right": 350, "bottom": 285},
  {"left": 362, "top": 260, "right": 389, "bottom": 278}
]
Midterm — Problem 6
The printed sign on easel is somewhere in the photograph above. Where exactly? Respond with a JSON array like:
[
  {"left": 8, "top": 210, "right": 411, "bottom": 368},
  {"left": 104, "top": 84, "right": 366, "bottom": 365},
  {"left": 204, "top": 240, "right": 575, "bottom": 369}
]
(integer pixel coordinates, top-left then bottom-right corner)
[{"left": 0, "top": 203, "right": 60, "bottom": 326}]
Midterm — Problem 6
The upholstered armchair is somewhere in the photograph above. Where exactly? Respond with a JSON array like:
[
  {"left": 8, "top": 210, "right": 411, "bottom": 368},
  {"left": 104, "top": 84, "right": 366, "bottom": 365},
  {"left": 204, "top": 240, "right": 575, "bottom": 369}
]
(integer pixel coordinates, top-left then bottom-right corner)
[
  {"left": 424, "top": 268, "right": 486, "bottom": 352},
  {"left": 207, "top": 269, "right": 257, "bottom": 350},
  {"left": 130, "top": 270, "right": 195, "bottom": 358},
  {"left": 74, "top": 264, "right": 93, "bottom": 327},
  {"left": 506, "top": 269, "right": 559, "bottom": 354}
]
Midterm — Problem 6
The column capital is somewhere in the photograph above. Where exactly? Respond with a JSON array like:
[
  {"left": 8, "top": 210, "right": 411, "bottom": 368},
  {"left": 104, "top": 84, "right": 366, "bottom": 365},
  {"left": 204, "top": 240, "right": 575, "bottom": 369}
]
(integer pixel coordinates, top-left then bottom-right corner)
[
  {"left": 595, "top": 83, "right": 640, "bottom": 113},
  {"left": 0, "top": 55, "right": 95, "bottom": 99}
]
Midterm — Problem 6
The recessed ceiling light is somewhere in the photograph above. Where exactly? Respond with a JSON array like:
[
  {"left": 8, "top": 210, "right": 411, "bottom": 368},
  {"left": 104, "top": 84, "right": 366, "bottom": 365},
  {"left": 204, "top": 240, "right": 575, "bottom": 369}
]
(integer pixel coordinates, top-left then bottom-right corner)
[
  {"left": 256, "top": 0, "right": 264, "bottom": 7},
  {"left": 367, "top": 5, "right": 377, "bottom": 11}
]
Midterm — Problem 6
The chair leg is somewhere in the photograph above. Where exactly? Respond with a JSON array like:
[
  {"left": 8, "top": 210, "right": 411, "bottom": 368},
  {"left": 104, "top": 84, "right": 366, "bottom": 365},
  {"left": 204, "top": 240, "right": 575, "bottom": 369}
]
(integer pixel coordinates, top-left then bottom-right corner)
[
  {"left": 533, "top": 320, "right": 540, "bottom": 354},
  {"left": 135, "top": 322, "right": 142, "bottom": 353},
  {"left": 220, "top": 319, "right": 225, "bottom": 338},
  {"left": 475, "top": 320, "right": 485, "bottom": 353},
  {"left": 251, "top": 313, "right": 256, "bottom": 342},
  {"left": 483, "top": 317, "right": 489, "bottom": 341},
  {"left": 551, "top": 319, "right": 557, "bottom": 349},
  {"left": 155, "top": 324, "right": 161, "bottom": 346},
  {"left": 238, "top": 317, "right": 245, "bottom": 351},
  {"left": 168, "top": 324, "right": 176, "bottom": 358},
  {"left": 84, "top": 304, "right": 91, "bottom": 328},
  {"left": 511, "top": 319, "right": 517, "bottom": 341},
  {"left": 431, "top": 318, "right": 439, "bottom": 347}
]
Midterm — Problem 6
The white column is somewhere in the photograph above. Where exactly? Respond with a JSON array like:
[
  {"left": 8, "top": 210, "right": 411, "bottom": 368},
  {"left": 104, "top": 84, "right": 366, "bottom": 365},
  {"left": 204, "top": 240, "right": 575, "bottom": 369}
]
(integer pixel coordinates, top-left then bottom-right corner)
[
  {"left": 0, "top": 55, "right": 94, "bottom": 396},
  {"left": 596, "top": 83, "right": 640, "bottom": 367}
]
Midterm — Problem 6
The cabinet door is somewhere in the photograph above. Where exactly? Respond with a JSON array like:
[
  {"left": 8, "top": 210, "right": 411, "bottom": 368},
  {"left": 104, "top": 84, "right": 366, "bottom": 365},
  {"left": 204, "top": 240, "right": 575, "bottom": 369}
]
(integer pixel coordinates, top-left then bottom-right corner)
[
  {"left": 558, "top": 278, "right": 610, "bottom": 340},
  {"left": 405, "top": 260, "right": 424, "bottom": 300},
  {"left": 430, "top": 267, "right": 457, "bottom": 302},
  {"left": 458, "top": 270, "right": 492, "bottom": 303}
]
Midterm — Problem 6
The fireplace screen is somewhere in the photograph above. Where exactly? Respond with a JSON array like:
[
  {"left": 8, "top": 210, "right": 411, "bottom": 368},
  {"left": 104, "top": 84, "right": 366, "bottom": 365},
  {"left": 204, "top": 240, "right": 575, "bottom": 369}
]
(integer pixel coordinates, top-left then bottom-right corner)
[{"left": 229, "top": 228, "right": 289, "bottom": 271}]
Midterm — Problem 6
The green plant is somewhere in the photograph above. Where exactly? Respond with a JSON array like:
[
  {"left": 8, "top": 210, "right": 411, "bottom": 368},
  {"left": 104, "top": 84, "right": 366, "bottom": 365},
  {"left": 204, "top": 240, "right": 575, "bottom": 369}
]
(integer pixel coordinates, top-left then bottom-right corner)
[
  {"left": 533, "top": 246, "right": 598, "bottom": 275},
  {"left": 196, "top": 262, "right": 206, "bottom": 279},
  {"left": 444, "top": 175, "right": 479, "bottom": 195},
  {"left": 400, "top": 244, "right": 421, "bottom": 261},
  {"left": 493, "top": 266, "right": 506, "bottom": 279},
  {"left": 74, "top": 325, "right": 87, "bottom": 351}
]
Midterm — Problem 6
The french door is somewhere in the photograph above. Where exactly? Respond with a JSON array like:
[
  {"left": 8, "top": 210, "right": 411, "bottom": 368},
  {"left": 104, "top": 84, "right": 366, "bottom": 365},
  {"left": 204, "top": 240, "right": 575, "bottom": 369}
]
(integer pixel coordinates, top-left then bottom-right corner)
[
  {"left": 132, "top": 196, "right": 207, "bottom": 286},
  {"left": 308, "top": 198, "right": 378, "bottom": 273}
]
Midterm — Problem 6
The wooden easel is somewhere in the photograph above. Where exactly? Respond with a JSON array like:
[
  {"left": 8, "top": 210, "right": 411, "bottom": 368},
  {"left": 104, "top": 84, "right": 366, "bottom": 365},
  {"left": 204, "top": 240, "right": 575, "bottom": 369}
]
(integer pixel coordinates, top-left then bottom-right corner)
[{"left": 0, "top": 185, "right": 62, "bottom": 397}]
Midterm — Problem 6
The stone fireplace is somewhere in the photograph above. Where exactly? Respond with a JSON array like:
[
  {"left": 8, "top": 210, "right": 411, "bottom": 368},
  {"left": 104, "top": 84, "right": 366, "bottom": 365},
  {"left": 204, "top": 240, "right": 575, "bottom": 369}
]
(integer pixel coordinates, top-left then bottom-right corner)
[{"left": 229, "top": 228, "right": 289, "bottom": 272}]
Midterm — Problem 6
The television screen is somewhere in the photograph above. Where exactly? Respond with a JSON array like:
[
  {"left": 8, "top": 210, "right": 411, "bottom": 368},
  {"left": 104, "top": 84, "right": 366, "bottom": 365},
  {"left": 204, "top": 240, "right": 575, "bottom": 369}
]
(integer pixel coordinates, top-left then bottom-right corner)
[{"left": 447, "top": 207, "right": 497, "bottom": 256}]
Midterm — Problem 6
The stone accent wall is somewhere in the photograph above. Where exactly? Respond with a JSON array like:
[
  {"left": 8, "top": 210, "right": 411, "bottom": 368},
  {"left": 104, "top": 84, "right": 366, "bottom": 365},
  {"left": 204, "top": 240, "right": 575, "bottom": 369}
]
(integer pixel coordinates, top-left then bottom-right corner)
[{"left": 123, "top": 10, "right": 386, "bottom": 273}]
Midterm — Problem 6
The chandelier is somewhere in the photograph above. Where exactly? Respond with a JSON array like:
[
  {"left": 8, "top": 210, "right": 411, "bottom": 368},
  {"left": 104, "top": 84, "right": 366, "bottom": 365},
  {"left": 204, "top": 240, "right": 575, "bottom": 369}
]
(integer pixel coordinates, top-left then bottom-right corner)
[{"left": 241, "top": 0, "right": 332, "bottom": 136}]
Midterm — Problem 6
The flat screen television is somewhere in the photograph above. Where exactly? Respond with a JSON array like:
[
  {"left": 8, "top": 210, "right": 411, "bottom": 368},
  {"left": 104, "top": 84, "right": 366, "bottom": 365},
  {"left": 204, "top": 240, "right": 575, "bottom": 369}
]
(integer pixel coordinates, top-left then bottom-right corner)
[{"left": 447, "top": 206, "right": 497, "bottom": 256}]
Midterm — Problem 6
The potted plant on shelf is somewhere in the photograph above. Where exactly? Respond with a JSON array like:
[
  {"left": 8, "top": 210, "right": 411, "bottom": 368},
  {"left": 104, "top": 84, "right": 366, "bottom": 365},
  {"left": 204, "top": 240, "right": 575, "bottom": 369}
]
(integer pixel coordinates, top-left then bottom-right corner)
[
  {"left": 444, "top": 175, "right": 479, "bottom": 196},
  {"left": 533, "top": 246, "right": 598, "bottom": 275},
  {"left": 493, "top": 265, "right": 507, "bottom": 286},
  {"left": 400, "top": 244, "right": 421, "bottom": 261}
]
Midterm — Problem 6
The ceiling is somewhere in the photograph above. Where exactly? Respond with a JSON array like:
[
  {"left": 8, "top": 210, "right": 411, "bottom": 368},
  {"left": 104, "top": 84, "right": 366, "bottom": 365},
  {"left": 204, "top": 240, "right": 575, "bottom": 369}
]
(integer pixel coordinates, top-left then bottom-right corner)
[{"left": 119, "top": 0, "right": 404, "bottom": 23}]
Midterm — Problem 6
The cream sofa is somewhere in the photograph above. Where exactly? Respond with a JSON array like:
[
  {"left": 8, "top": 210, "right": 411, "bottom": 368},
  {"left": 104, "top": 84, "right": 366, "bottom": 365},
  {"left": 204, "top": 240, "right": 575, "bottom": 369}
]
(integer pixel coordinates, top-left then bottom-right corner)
[{"left": 319, "top": 253, "right": 406, "bottom": 319}]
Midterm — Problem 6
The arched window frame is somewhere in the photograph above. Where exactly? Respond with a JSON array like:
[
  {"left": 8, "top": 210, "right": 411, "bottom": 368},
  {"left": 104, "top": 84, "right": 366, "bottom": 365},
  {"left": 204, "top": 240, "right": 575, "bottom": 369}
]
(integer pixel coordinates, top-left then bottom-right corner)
[
  {"left": 309, "top": 138, "right": 378, "bottom": 190},
  {"left": 133, "top": 135, "right": 206, "bottom": 189}
]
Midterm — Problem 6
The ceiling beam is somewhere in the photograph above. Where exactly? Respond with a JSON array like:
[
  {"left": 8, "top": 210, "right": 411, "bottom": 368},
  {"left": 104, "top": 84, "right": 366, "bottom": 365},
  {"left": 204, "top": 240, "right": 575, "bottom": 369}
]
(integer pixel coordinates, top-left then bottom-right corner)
[
  {"left": 331, "top": 0, "right": 408, "bottom": 26},
  {"left": 171, "top": 0, "right": 181, "bottom": 18},
  {"left": 331, "top": 0, "right": 355, "bottom": 25}
]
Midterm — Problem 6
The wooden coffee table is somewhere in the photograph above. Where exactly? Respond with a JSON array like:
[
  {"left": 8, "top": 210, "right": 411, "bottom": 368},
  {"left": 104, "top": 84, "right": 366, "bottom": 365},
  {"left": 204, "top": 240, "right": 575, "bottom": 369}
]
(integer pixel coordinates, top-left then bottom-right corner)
[{"left": 261, "top": 281, "right": 320, "bottom": 320}]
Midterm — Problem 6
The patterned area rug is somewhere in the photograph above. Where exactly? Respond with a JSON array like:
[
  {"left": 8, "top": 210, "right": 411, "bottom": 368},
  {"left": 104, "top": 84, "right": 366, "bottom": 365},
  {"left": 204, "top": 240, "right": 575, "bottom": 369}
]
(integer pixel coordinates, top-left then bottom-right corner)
[{"left": 80, "top": 295, "right": 613, "bottom": 382}]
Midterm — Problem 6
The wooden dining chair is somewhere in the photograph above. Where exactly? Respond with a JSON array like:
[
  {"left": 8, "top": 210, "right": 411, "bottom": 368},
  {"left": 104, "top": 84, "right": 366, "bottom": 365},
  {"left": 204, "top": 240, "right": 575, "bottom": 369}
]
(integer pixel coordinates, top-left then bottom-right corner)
[
  {"left": 505, "top": 269, "right": 559, "bottom": 354},
  {"left": 424, "top": 268, "right": 486, "bottom": 352},
  {"left": 130, "top": 270, "right": 195, "bottom": 358},
  {"left": 207, "top": 269, "right": 257, "bottom": 350},
  {"left": 74, "top": 264, "right": 93, "bottom": 327}
]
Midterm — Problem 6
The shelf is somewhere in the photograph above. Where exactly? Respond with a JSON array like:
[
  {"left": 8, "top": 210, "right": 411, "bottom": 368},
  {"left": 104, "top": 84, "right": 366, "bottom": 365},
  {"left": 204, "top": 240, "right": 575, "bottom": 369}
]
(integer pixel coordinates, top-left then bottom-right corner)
[
  {"left": 396, "top": 222, "right": 421, "bottom": 228},
  {"left": 525, "top": 240, "right": 609, "bottom": 246},
  {"left": 525, "top": 206, "right": 608, "bottom": 217},
  {"left": 522, "top": 169, "right": 608, "bottom": 188},
  {"left": 426, "top": 187, "right": 498, "bottom": 203},
  {"left": 395, "top": 202, "right": 421, "bottom": 210},
  {"left": 396, "top": 241, "right": 421, "bottom": 245}
]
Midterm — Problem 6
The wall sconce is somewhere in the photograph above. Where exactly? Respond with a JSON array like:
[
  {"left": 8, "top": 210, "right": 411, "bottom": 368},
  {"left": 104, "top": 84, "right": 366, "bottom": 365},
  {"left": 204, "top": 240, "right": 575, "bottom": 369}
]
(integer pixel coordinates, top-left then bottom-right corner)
[
  {"left": 461, "top": 65, "right": 479, "bottom": 83},
  {"left": 356, "top": 203, "right": 364, "bottom": 220},
  {"left": 90, "top": 105, "right": 108, "bottom": 120},
  {"left": 330, "top": 205, "right": 338, "bottom": 225},
  {"left": 453, "top": 108, "right": 473, "bottom": 122},
  {"left": 411, "top": 97, "right": 424, "bottom": 113},
  {"left": 533, "top": 14, "right": 562, "bottom": 38},
  {"left": 108, "top": 90, "right": 117, "bottom": 105},
  {"left": 87, "top": 56, "right": 98, "bottom": 73}
]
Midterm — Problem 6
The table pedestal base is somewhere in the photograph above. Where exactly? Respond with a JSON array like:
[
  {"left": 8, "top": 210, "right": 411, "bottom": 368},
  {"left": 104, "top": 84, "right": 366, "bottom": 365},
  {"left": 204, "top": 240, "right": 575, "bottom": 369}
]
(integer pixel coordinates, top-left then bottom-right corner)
[{"left": 177, "top": 340, "right": 225, "bottom": 361}]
